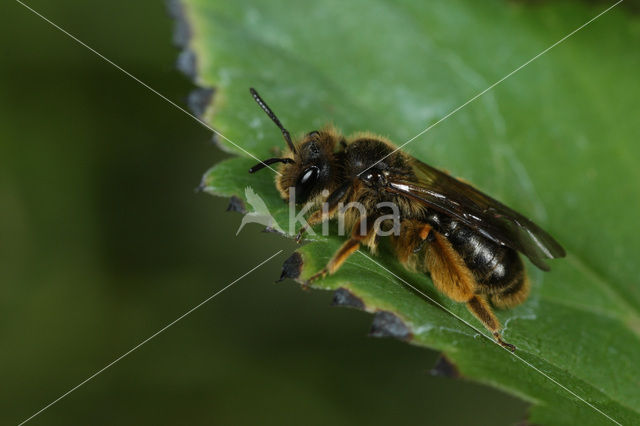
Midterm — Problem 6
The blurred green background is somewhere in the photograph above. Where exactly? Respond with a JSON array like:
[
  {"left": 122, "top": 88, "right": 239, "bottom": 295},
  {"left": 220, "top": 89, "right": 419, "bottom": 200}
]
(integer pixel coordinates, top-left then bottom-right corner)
[{"left": 0, "top": 1, "right": 538, "bottom": 424}]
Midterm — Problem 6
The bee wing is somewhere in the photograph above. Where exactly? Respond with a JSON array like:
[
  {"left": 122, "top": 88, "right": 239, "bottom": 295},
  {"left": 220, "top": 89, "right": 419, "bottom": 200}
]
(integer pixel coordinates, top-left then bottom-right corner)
[{"left": 385, "top": 158, "right": 566, "bottom": 271}]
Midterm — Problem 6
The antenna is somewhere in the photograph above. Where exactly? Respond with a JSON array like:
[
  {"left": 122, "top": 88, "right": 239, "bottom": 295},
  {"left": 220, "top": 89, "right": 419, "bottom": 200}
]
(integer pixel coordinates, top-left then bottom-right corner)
[
  {"left": 250, "top": 88, "right": 297, "bottom": 154},
  {"left": 249, "top": 157, "right": 294, "bottom": 174}
]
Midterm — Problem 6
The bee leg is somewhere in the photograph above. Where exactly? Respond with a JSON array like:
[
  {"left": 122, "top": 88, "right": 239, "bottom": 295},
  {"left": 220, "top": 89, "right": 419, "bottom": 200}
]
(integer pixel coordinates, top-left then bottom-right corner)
[
  {"left": 306, "top": 218, "right": 374, "bottom": 285},
  {"left": 421, "top": 229, "right": 516, "bottom": 351},
  {"left": 295, "top": 209, "right": 327, "bottom": 244},
  {"left": 412, "top": 239, "right": 426, "bottom": 253},
  {"left": 295, "top": 181, "right": 353, "bottom": 243},
  {"left": 391, "top": 221, "right": 433, "bottom": 266},
  {"left": 466, "top": 295, "right": 515, "bottom": 352},
  {"left": 305, "top": 239, "right": 359, "bottom": 285}
]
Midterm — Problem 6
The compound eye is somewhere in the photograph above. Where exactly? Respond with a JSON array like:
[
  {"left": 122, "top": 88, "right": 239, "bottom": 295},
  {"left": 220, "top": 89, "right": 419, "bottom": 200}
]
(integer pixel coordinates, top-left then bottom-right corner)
[
  {"left": 307, "top": 130, "right": 320, "bottom": 138},
  {"left": 294, "top": 166, "right": 319, "bottom": 203},
  {"left": 300, "top": 167, "right": 317, "bottom": 184}
]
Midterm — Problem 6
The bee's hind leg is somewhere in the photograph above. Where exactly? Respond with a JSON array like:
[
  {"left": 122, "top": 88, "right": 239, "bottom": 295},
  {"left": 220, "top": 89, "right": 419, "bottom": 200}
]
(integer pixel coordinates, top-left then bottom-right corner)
[
  {"left": 466, "top": 295, "right": 515, "bottom": 351},
  {"left": 420, "top": 228, "right": 516, "bottom": 351}
]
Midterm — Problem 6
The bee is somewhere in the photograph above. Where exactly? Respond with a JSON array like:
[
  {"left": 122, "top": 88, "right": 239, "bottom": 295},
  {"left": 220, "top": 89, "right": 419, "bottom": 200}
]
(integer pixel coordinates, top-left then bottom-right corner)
[{"left": 247, "top": 88, "right": 565, "bottom": 351}]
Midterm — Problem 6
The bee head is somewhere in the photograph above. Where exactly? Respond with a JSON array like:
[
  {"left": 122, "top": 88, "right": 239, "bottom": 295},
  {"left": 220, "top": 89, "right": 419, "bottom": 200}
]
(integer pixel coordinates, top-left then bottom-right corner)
[{"left": 248, "top": 88, "right": 342, "bottom": 205}]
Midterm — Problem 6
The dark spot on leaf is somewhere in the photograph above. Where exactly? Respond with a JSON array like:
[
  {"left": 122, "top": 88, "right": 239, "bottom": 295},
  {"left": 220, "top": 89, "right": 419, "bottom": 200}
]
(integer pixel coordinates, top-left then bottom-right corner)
[
  {"left": 166, "top": 0, "right": 191, "bottom": 48},
  {"left": 167, "top": 0, "right": 197, "bottom": 79},
  {"left": 194, "top": 181, "right": 206, "bottom": 193},
  {"left": 226, "top": 196, "right": 246, "bottom": 214},
  {"left": 331, "top": 288, "right": 365, "bottom": 310},
  {"left": 430, "top": 354, "right": 460, "bottom": 378},
  {"left": 277, "top": 252, "right": 303, "bottom": 282},
  {"left": 369, "top": 311, "right": 412, "bottom": 341},
  {"left": 167, "top": 0, "right": 198, "bottom": 80},
  {"left": 261, "top": 226, "right": 286, "bottom": 236},
  {"left": 176, "top": 50, "right": 197, "bottom": 80},
  {"left": 167, "top": 0, "right": 214, "bottom": 116},
  {"left": 187, "top": 87, "right": 215, "bottom": 118}
]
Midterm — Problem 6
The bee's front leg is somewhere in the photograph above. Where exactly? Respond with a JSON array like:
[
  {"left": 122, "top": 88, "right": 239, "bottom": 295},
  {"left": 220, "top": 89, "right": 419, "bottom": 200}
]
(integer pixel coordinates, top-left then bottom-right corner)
[
  {"left": 295, "top": 209, "right": 324, "bottom": 244},
  {"left": 295, "top": 180, "right": 353, "bottom": 244},
  {"left": 305, "top": 218, "right": 376, "bottom": 286}
]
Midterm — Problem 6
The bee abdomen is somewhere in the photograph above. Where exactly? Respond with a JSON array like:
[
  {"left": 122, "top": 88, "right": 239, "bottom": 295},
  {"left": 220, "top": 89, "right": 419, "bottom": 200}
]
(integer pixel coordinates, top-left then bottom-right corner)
[
  {"left": 490, "top": 272, "right": 530, "bottom": 309},
  {"left": 444, "top": 220, "right": 523, "bottom": 292}
]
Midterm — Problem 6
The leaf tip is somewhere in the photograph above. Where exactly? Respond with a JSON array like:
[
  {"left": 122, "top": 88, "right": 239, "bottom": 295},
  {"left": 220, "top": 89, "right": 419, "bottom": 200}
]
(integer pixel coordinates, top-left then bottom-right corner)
[
  {"left": 331, "top": 287, "right": 365, "bottom": 310},
  {"left": 226, "top": 196, "right": 246, "bottom": 214},
  {"left": 277, "top": 252, "right": 303, "bottom": 282},
  {"left": 369, "top": 311, "right": 412, "bottom": 341},
  {"left": 261, "top": 226, "right": 287, "bottom": 236},
  {"left": 430, "top": 354, "right": 460, "bottom": 378},
  {"left": 187, "top": 87, "right": 215, "bottom": 119}
]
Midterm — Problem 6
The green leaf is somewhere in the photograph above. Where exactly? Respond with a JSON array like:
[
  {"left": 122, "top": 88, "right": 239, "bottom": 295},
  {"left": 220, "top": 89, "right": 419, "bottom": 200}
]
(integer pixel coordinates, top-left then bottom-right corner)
[{"left": 176, "top": 0, "right": 640, "bottom": 424}]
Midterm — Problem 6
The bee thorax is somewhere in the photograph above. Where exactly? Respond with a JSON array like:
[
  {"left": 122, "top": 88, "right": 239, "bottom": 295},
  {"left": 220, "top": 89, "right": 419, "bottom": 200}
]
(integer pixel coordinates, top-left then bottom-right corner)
[{"left": 360, "top": 170, "right": 388, "bottom": 188}]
